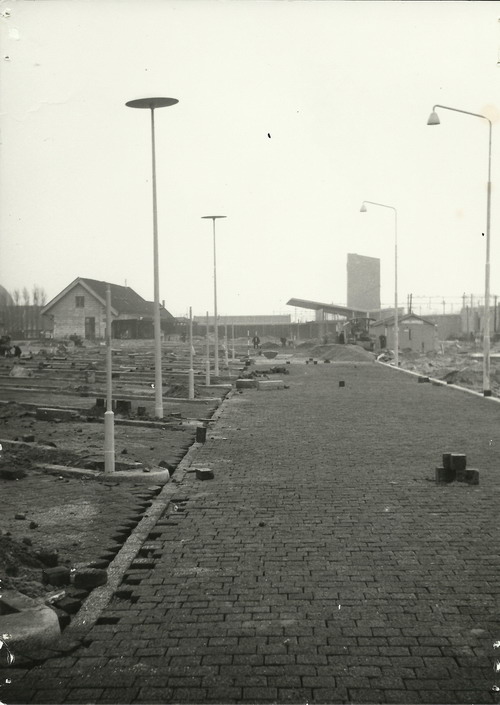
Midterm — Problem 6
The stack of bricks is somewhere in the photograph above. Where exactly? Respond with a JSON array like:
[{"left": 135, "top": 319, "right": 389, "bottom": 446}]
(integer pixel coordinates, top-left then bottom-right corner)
[{"left": 435, "top": 453, "right": 479, "bottom": 485}]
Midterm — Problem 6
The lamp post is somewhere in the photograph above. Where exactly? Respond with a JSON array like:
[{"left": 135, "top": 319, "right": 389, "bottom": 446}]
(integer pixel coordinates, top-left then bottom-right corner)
[
  {"left": 104, "top": 284, "right": 115, "bottom": 473},
  {"left": 360, "top": 201, "right": 398, "bottom": 368},
  {"left": 125, "top": 97, "right": 178, "bottom": 418},
  {"left": 427, "top": 104, "right": 492, "bottom": 396},
  {"left": 202, "top": 215, "right": 226, "bottom": 376}
]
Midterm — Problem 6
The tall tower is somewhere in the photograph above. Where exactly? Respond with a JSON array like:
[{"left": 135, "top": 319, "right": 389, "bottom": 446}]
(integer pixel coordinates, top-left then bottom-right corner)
[{"left": 346, "top": 253, "right": 380, "bottom": 313}]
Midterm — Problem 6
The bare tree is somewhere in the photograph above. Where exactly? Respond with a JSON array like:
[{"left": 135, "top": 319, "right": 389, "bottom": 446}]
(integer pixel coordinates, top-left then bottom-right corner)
[
  {"left": 22, "top": 287, "right": 30, "bottom": 306},
  {"left": 32, "top": 285, "right": 47, "bottom": 307},
  {"left": 12, "top": 289, "right": 20, "bottom": 306}
]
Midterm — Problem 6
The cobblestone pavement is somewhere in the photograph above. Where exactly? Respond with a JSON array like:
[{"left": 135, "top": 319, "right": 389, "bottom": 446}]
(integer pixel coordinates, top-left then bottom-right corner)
[{"left": 1, "top": 360, "right": 499, "bottom": 703}]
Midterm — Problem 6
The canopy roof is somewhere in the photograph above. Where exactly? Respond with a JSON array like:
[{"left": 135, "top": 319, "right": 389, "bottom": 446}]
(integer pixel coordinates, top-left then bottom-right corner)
[{"left": 287, "top": 297, "right": 371, "bottom": 319}]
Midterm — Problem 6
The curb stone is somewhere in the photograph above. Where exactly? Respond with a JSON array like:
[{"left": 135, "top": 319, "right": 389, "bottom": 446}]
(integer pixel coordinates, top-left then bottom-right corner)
[{"left": 55, "top": 389, "right": 235, "bottom": 645}]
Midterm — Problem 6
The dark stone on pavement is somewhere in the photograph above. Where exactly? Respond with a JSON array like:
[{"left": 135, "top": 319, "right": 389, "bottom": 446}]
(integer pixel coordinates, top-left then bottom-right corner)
[
  {"left": 55, "top": 596, "right": 82, "bottom": 614},
  {"left": 464, "top": 468, "right": 480, "bottom": 485},
  {"left": 42, "top": 566, "right": 71, "bottom": 586},
  {"left": 435, "top": 466, "right": 455, "bottom": 483},
  {"left": 196, "top": 468, "right": 214, "bottom": 481},
  {"left": 74, "top": 567, "right": 108, "bottom": 589}
]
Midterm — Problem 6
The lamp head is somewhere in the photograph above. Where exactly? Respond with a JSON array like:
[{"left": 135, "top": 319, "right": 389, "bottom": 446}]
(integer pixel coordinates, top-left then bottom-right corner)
[
  {"left": 126, "top": 97, "right": 178, "bottom": 110},
  {"left": 427, "top": 111, "right": 440, "bottom": 126},
  {"left": 360, "top": 203, "right": 367, "bottom": 213}
]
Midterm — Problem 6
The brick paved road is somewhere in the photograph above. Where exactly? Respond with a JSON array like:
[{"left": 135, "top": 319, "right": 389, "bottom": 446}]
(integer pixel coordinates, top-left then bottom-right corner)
[{"left": 1, "top": 360, "right": 499, "bottom": 703}]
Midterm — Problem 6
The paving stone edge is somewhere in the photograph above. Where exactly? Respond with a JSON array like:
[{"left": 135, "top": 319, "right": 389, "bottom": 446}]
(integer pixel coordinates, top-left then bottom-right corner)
[{"left": 57, "top": 389, "right": 236, "bottom": 645}]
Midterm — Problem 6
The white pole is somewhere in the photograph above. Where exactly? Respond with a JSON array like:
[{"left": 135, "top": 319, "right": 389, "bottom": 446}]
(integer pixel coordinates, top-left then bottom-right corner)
[
  {"left": 188, "top": 306, "right": 194, "bottom": 399},
  {"left": 104, "top": 284, "right": 115, "bottom": 473},
  {"left": 427, "top": 104, "right": 491, "bottom": 394},
  {"left": 151, "top": 107, "right": 164, "bottom": 418},
  {"left": 394, "top": 209, "right": 399, "bottom": 369},
  {"left": 231, "top": 322, "right": 235, "bottom": 361},
  {"left": 126, "top": 97, "right": 178, "bottom": 415},
  {"left": 484, "top": 123, "right": 492, "bottom": 395},
  {"left": 247, "top": 329, "right": 250, "bottom": 358},
  {"left": 224, "top": 322, "right": 229, "bottom": 369},
  {"left": 213, "top": 219, "right": 219, "bottom": 376},
  {"left": 205, "top": 310, "right": 210, "bottom": 386}
]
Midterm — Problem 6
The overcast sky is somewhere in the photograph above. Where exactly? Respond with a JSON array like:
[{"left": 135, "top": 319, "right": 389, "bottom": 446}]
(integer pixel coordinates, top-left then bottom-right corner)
[{"left": 1, "top": 0, "right": 500, "bottom": 318}]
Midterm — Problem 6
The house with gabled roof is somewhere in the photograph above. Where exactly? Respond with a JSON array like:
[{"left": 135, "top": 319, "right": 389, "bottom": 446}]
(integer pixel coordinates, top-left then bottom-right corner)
[
  {"left": 370, "top": 312, "right": 438, "bottom": 353},
  {"left": 41, "top": 277, "right": 176, "bottom": 340}
]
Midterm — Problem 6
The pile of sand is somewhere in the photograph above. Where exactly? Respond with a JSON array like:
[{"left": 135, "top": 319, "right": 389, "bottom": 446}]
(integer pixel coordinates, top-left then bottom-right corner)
[{"left": 306, "top": 344, "right": 374, "bottom": 362}]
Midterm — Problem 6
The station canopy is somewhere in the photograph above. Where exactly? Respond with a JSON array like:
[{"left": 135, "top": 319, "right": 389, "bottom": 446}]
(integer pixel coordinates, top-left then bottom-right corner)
[{"left": 286, "top": 298, "right": 371, "bottom": 319}]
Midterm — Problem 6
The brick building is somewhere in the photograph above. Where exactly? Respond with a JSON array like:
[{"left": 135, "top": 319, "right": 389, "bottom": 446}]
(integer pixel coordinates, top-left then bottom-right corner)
[{"left": 42, "top": 277, "right": 176, "bottom": 340}]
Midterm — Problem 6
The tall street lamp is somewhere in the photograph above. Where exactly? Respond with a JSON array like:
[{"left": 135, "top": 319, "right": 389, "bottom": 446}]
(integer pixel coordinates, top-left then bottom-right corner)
[
  {"left": 126, "top": 96, "right": 179, "bottom": 417},
  {"left": 427, "top": 104, "right": 492, "bottom": 396},
  {"left": 360, "top": 201, "right": 399, "bottom": 368},
  {"left": 202, "top": 215, "right": 226, "bottom": 376}
]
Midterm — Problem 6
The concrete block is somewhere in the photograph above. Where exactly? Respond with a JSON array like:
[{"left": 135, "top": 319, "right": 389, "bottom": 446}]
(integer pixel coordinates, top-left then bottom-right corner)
[
  {"left": 442, "top": 453, "right": 452, "bottom": 470},
  {"left": 42, "top": 566, "right": 71, "bottom": 587},
  {"left": 464, "top": 469, "right": 480, "bottom": 485},
  {"left": 54, "top": 596, "right": 82, "bottom": 614},
  {"left": 196, "top": 426, "right": 207, "bottom": 443},
  {"left": 116, "top": 400, "right": 132, "bottom": 415},
  {"left": 196, "top": 468, "right": 214, "bottom": 481},
  {"left": 435, "top": 466, "right": 455, "bottom": 484},
  {"left": 450, "top": 453, "right": 466, "bottom": 471},
  {"left": 257, "top": 380, "right": 285, "bottom": 391},
  {"left": 73, "top": 568, "right": 107, "bottom": 589},
  {"left": 418, "top": 376, "right": 430, "bottom": 383},
  {"left": 236, "top": 378, "right": 257, "bottom": 389},
  {"left": 450, "top": 453, "right": 466, "bottom": 481}
]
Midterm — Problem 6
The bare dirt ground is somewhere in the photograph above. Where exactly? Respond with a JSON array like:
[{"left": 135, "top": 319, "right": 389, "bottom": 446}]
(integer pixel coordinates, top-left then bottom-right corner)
[
  {"left": 0, "top": 338, "right": 229, "bottom": 606},
  {"left": 397, "top": 340, "right": 500, "bottom": 396}
]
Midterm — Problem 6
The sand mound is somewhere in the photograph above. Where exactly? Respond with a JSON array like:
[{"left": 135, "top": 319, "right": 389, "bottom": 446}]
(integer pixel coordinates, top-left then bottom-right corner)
[{"left": 307, "top": 344, "right": 374, "bottom": 362}]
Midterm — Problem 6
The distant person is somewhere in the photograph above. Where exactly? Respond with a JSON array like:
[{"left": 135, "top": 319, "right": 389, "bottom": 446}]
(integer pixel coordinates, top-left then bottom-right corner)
[
  {"left": 280, "top": 336, "right": 287, "bottom": 348},
  {"left": 13, "top": 345, "right": 22, "bottom": 358},
  {"left": 252, "top": 335, "right": 260, "bottom": 349},
  {"left": 338, "top": 331, "right": 345, "bottom": 345},
  {"left": 379, "top": 334, "right": 387, "bottom": 349}
]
